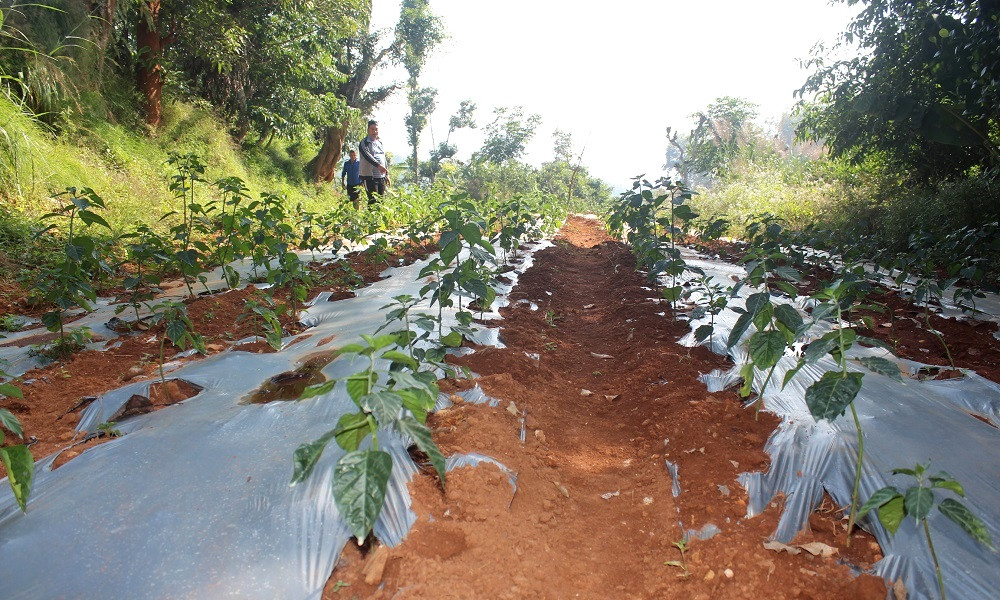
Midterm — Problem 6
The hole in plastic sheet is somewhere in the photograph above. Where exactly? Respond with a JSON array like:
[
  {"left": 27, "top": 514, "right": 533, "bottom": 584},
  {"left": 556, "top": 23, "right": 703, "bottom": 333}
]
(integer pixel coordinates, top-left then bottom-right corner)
[
  {"left": 912, "top": 366, "right": 965, "bottom": 381},
  {"left": 406, "top": 445, "right": 444, "bottom": 486},
  {"left": 113, "top": 379, "right": 204, "bottom": 421},
  {"left": 966, "top": 411, "right": 998, "bottom": 428},
  {"left": 242, "top": 350, "right": 337, "bottom": 404}
]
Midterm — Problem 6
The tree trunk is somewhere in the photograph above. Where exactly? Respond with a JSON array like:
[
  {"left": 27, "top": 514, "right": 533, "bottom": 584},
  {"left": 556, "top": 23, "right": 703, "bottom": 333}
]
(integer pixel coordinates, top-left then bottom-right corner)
[
  {"left": 314, "top": 121, "right": 350, "bottom": 182},
  {"left": 136, "top": 1, "right": 164, "bottom": 129},
  {"left": 412, "top": 143, "right": 419, "bottom": 185}
]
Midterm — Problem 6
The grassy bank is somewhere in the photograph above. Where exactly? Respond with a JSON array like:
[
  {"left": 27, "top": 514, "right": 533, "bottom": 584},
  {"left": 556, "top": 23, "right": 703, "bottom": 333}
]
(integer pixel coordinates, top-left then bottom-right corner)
[{"left": 0, "top": 96, "right": 345, "bottom": 235}]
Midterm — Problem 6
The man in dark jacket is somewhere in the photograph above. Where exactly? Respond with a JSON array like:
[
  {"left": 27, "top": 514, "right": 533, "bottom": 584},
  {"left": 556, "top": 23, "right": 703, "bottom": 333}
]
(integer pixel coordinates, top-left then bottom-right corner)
[
  {"left": 358, "top": 119, "right": 388, "bottom": 202},
  {"left": 340, "top": 150, "right": 362, "bottom": 209}
]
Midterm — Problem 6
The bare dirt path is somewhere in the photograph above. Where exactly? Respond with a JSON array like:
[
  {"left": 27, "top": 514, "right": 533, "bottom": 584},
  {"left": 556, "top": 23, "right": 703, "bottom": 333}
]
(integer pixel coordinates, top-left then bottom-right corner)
[{"left": 326, "top": 216, "right": 885, "bottom": 599}]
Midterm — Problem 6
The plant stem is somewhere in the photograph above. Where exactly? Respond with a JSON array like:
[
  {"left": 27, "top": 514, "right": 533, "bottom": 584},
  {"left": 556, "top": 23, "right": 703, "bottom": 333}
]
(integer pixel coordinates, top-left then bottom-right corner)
[
  {"left": 923, "top": 517, "right": 947, "bottom": 600},
  {"left": 846, "top": 402, "right": 864, "bottom": 547},
  {"left": 755, "top": 362, "right": 778, "bottom": 420},
  {"left": 925, "top": 313, "right": 955, "bottom": 368}
]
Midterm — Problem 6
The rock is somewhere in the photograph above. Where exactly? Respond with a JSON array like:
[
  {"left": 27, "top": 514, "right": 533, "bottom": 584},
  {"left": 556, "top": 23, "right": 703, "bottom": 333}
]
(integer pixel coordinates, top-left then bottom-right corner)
[
  {"left": 534, "top": 429, "right": 546, "bottom": 443},
  {"left": 703, "top": 570, "right": 715, "bottom": 581},
  {"left": 506, "top": 401, "right": 519, "bottom": 416},
  {"left": 580, "top": 389, "right": 593, "bottom": 397},
  {"left": 362, "top": 545, "right": 389, "bottom": 585},
  {"left": 724, "top": 568, "right": 734, "bottom": 579}
]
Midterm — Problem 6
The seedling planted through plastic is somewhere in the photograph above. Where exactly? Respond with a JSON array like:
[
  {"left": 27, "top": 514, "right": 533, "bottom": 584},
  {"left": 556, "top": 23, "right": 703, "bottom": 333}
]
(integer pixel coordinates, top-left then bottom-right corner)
[
  {"left": 291, "top": 334, "right": 447, "bottom": 544},
  {"left": 859, "top": 464, "right": 995, "bottom": 600},
  {"left": 147, "top": 301, "right": 206, "bottom": 399}
]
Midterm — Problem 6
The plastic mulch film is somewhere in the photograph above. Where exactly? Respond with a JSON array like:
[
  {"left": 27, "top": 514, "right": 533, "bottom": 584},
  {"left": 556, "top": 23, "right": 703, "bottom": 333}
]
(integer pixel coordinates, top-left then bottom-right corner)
[
  {"left": 0, "top": 241, "right": 547, "bottom": 599},
  {"left": 674, "top": 247, "right": 1000, "bottom": 600}
]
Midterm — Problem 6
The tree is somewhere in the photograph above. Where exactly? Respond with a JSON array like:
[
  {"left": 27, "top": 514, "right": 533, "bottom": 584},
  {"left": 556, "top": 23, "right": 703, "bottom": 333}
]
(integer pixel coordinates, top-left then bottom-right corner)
[
  {"left": 396, "top": 0, "right": 444, "bottom": 184},
  {"left": 475, "top": 106, "right": 541, "bottom": 164},
  {"left": 310, "top": 25, "right": 399, "bottom": 182},
  {"left": 684, "top": 96, "right": 760, "bottom": 179},
  {"left": 427, "top": 99, "right": 476, "bottom": 180},
  {"left": 552, "top": 128, "right": 573, "bottom": 163},
  {"left": 797, "top": 0, "right": 1000, "bottom": 181}
]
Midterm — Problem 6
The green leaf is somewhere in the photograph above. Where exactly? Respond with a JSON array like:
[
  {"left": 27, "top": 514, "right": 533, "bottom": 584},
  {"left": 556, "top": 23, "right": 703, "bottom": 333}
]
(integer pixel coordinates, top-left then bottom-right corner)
[
  {"left": 739, "top": 362, "right": 755, "bottom": 397},
  {"left": 892, "top": 467, "right": 918, "bottom": 477},
  {"left": 857, "top": 357, "right": 904, "bottom": 382},
  {"left": 745, "top": 292, "right": 770, "bottom": 317},
  {"left": 857, "top": 336, "right": 896, "bottom": 354},
  {"left": 803, "top": 333, "right": 839, "bottom": 364},
  {"left": 904, "top": 486, "right": 934, "bottom": 522},
  {"left": 459, "top": 223, "right": 482, "bottom": 245},
  {"left": 0, "top": 445, "right": 33, "bottom": 512},
  {"left": 334, "top": 411, "right": 372, "bottom": 452},
  {"left": 332, "top": 449, "right": 393, "bottom": 542},
  {"left": 396, "top": 388, "right": 430, "bottom": 423},
  {"left": 727, "top": 312, "right": 755, "bottom": 349},
  {"left": 360, "top": 391, "right": 403, "bottom": 424},
  {"left": 440, "top": 331, "right": 462, "bottom": 347},
  {"left": 380, "top": 350, "right": 418, "bottom": 370},
  {"left": 290, "top": 429, "right": 337, "bottom": 484},
  {"left": 344, "top": 373, "right": 371, "bottom": 402},
  {"left": 337, "top": 343, "right": 366, "bottom": 355},
  {"left": 773, "top": 265, "right": 801, "bottom": 282},
  {"left": 774, "top": 280, "right": 800, "bottom": 298},
  {"left": 395, "top": 416, "right": 446, "bottom": 484},
  {"left": 858, "top": 486, "right": 901, "bottom": 519},
  {"left": 939, "top": 498, "right": 995, "bottom": 550},
  {"left": 694, "top": 324, "right": 714, "bottom": 343},
  {"left": 0, "top": 382, "right": 23, "bottom": 401},
  {"left": 299, "top": 380, "right": 337, "bottom": 400},
  {"left": 651, "top": 278, "right": 678, "bottom": 301},
  {"left": 0, "top": 408, "right": 23, "bottom": 438},
  {"left": 774, "top": 304, "right": 804, "bottom": 336},
  {"left": 805, "top": 371, "right": 864, "bottom": 421},
  {"left": 930, "top": 477, "right": 964, "bottom": 497},
  {"left": 369, "top": 335, "right": 398, "bottom": 351},
  {"left": 748, "top": 330, "right": 788, "bottom": 369},
  {"left": 782, "top": 361, "right": 804, "bottom": 389},
  {"left": 164, "top": 319, "right": 187, "bottom": 345},
  {"left": 878, "top": 496, "right": 905, "bottom": 534},
  {"left": 752, "top": 302, "right": 774, "bottom": 331}
]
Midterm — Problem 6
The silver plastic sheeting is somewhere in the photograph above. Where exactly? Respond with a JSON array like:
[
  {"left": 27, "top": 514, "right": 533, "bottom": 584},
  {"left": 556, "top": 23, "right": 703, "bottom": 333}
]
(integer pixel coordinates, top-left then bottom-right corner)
[
  {"left": 674, "top": 247, "right": 1000, "bottom": 600},
  {"left": 0, "top": 240, "right": 547, "bottom": 600}
]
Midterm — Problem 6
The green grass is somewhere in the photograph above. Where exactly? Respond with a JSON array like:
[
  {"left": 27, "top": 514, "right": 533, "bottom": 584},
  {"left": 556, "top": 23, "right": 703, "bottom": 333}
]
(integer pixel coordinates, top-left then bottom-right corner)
[{"left": 0, "top": 95, "right": 348, "bottom": 234}]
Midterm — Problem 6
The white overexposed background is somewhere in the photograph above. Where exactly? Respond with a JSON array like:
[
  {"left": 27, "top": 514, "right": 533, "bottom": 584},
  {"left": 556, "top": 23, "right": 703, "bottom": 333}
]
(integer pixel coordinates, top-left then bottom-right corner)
[{"left": 367, "top": 0, "right": 860, "bottom": 190}]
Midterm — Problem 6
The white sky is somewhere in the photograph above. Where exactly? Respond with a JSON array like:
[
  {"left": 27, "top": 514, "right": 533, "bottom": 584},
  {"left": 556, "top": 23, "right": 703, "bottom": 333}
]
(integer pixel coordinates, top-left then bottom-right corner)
[{"left": 368, "top": 0, "right": 860, "bottom": 190}]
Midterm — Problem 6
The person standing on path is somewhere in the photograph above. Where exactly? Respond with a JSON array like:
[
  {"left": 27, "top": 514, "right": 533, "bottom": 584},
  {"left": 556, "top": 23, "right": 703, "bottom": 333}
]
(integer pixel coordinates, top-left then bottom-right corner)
[
  {"left": 359, "top": 119, "right": 389, "bottom": 203},
  {"left": 340, "top": 150, "right": 362, "bottom": 209}
]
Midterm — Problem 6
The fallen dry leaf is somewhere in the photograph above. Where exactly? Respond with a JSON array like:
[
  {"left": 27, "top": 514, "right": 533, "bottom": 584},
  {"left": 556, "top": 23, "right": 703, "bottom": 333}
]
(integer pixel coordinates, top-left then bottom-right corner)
[
  {"left": 506, "top": 401, "right": 519, "bottom": 416},
  {"left": 797, "top": 542, "right": 838, "bottom": 558},
  {"left": 763, "top": 540, "right": 802, "bottom": 555}
]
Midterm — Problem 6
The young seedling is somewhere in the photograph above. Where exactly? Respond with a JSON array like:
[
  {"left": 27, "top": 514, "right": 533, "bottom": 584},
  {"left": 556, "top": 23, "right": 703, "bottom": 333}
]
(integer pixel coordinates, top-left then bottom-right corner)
[
  {"left": 33, "top": 187, "right": 112, "bottom": 344},
  {"left": 237, "top": 292, "right": 285, "bottom": 351},
  {"left": 146, "top": 301, "right": 206, "bottom": 398},
  {"left": 664, "top": 538, "right": 691, "bottom": 578},
  {"left": 291, "top": 334, "right": 447, "bottom": 544},
  {"left": 859, "top": 464, "right": 995, "bottom": 600}
]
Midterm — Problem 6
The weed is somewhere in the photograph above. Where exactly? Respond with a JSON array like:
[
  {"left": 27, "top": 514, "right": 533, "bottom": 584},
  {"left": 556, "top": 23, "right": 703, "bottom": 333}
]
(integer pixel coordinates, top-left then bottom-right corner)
[
  {"left": 0, "top": 314, "right": 23, "bottom": 332},
  {"left": 664, "top": 538, "right": 691, "bottom": 578},
  {"left": 96, "top": 421, "right": 122, "bottom": 437}
]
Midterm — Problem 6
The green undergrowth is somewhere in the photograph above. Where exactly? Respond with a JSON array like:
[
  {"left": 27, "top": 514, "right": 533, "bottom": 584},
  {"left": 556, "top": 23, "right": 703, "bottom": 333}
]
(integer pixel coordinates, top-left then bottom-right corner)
[{"left": 0, "top": 96, "right": 343, "bottom": 233}]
